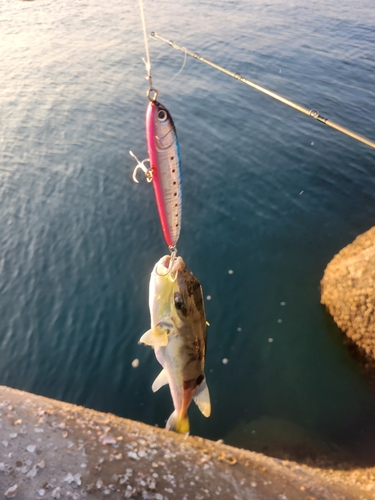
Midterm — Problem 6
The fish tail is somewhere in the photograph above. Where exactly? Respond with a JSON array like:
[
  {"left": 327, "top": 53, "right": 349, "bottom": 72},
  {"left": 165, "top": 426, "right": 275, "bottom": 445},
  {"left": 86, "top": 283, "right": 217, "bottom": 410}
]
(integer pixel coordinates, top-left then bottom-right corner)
[{"left": 166, "top": 410, "right": 190, "bottom": 435}]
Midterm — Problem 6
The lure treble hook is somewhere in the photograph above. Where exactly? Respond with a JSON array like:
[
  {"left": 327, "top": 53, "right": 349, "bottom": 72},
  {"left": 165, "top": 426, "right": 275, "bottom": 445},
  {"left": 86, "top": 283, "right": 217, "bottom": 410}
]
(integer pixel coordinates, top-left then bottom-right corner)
[
  {"left": 130, "top": 151, "right": 153, "bottom": 183},
  {"left": 168, "top": 247, "right": 179, "bottom": 281},
  {"left": 154, "top": 248, "right": 179, "bottom": 280}
]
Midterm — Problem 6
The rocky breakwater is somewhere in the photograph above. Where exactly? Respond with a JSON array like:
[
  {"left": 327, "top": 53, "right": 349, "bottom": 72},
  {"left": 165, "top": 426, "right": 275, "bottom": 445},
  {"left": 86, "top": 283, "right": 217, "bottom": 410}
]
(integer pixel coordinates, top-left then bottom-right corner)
[
  {"left": 0, "top": 386, "right": 375, "bottom": 499},
  {"left": 321, "top": 226, "right": 375, "bottom": 378}
]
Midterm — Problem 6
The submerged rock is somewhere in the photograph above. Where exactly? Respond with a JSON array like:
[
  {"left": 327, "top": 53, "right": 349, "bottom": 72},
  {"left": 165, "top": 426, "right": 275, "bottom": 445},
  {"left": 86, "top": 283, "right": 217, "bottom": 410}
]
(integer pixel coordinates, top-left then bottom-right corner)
[
  {"left": 321, "top": 226, "right": 375, "bottom": 378},
  {"left": 225, "top": 416, "right": 347, "bottom": 463}
]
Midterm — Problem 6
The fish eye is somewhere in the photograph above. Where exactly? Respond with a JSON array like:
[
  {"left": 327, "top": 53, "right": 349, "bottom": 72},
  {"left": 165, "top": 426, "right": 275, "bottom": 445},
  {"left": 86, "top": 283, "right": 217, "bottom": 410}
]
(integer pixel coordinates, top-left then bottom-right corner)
[
  {"left": 157, "top": 109, "right": 168, "bottom": 122},
  {"left": 174, "top": 293, "right": 184, "bottom": 310}
]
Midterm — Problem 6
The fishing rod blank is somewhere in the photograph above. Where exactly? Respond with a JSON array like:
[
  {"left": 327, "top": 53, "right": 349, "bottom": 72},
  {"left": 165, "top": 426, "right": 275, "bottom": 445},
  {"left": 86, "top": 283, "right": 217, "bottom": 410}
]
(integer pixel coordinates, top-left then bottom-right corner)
[{"left": 151, "top": 32, "right": 375, "bottom": 151}]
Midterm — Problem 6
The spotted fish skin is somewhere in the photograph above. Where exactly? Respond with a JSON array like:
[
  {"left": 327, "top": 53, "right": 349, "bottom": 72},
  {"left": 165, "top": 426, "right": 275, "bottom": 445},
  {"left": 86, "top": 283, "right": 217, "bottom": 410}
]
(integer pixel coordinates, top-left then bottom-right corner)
[{"left": 139, "top": 255, "right": 210, "bottom": 434}]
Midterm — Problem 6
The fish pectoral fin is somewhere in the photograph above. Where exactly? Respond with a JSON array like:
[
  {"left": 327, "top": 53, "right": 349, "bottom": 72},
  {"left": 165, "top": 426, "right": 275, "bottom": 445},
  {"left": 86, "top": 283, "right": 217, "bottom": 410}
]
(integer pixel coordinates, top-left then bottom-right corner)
[
  {"left": 151, "top": 369, "right": 169, "bottom": 392},
  {"left": 193, "top": 378, "right": 211, "bottom": 418},
  {"left": 139, "top": 322, "right": 172, "bottom": 347},
  {"left": 139, "top": 328, "right": 168, "bottom": 347}
]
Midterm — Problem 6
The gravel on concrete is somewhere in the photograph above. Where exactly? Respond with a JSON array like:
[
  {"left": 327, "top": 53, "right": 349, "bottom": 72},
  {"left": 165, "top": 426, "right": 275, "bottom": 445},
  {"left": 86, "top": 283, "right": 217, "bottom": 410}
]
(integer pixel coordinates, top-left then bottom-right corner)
[{"left": 0, "top": 386, "right": 374, "bottom": 499}]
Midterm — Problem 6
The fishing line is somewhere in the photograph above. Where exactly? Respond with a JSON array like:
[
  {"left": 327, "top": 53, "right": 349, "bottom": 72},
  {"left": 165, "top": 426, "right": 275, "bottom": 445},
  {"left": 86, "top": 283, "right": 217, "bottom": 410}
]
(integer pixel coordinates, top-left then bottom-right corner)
[
  {"left": 161, "top": 49, "right": 187, "bottom": 87},
  {"left": 138, "top": 0, "right": 159, "bottom": 101},
  {"left": 138, "top": 1, "right": 186, "bottom": 95},
  {"left": 139, "top": 0, "right": 152, "bottom": 87},
  {"left": 151, "top": 32, "right": 375, "bottom": 151}
]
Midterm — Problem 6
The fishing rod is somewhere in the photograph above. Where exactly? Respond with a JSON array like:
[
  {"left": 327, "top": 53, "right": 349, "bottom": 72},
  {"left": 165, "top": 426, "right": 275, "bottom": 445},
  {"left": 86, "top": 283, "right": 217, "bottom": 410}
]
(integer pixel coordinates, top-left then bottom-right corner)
[{"left": 151, "top": 32, "right": 375, "bottom": 151}]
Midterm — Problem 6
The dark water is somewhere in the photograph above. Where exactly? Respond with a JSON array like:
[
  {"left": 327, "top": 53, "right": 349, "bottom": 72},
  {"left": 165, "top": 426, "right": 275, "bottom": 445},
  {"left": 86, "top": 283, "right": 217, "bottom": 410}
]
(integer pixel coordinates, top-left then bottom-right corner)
[{"left": 1, "top": 0, "right": 375, "bottom": 463}]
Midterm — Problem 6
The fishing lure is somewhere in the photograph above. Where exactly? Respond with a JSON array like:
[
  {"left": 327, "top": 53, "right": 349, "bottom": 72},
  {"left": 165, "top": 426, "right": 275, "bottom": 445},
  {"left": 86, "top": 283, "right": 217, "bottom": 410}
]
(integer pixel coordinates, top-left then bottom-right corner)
[{"left": 132, "top": 98, "right": 182, "bottom": 250}]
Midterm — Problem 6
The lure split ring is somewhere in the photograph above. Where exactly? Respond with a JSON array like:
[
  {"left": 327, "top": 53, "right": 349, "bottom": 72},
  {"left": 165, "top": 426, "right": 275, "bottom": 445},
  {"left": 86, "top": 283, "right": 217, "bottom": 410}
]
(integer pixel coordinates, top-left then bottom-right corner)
[{"left": 147, "top": 87, "right": 158, "bottom": 102}]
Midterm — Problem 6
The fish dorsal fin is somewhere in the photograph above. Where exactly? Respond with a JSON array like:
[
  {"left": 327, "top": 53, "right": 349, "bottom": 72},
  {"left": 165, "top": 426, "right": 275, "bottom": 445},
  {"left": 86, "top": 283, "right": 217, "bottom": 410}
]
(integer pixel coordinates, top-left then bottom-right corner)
[
  {"left": 193, "top": 378, "right": 211, "bottom": 418},
  {"left": 152, "top": 369, "right": 169, "bottom": 392}
]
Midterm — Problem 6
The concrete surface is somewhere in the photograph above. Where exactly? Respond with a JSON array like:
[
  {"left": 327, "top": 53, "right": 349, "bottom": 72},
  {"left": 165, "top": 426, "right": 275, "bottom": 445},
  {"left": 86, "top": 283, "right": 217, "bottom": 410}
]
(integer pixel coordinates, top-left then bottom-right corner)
[{"left": 0, "top": 386, "right": 374, "bottom": 499}]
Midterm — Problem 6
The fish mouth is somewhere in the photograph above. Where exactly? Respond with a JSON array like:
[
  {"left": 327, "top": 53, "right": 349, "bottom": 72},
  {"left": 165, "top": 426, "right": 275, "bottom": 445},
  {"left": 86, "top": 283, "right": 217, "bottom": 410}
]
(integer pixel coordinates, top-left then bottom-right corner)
[
  {"left": 155, "top": 255, "right": 186, "bottom": 277},
  {"left": 160, "top": 255, "right": 171, "bottom": 268},
  {"left": 155, "top": 255, "right": 171, "bottom": 276}
]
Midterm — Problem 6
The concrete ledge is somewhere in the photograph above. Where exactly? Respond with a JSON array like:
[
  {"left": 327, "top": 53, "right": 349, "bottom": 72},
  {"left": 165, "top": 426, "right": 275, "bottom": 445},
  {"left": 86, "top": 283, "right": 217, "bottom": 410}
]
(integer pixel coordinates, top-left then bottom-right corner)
[{"left": 0, "top": 386, "right": 374, "bottom": 499}]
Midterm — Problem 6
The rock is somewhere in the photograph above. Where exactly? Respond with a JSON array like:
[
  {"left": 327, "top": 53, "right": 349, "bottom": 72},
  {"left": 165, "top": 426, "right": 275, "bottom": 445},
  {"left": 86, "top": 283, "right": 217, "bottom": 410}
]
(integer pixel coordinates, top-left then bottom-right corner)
[
  {"left": 225, "top": 416, "right": 347, "bottom": 462},
  {"left": 321, "top": 226, "right": 375, "bottom": 379},
  {"left": 63, "top": 472, "right": 81, "bottom": 487},
  {"left": 101, "top": 435, "right": 117, "bottom": 446},
  {"left": 51, "top": 487, "right": 61, "bottom": 499},
  {"left": 26, "top": 466, "right": 37, "bottom": 478},
  {"left": 4, "top": 485, "right": 18, "bottom": 498}
]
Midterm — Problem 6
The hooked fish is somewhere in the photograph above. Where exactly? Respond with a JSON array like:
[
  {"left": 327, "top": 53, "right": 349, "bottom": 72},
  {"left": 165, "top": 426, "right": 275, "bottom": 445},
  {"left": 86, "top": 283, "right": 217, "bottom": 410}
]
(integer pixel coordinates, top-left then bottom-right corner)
[{"left": 139, "top": 254, "right": 210, "bottom": 434}]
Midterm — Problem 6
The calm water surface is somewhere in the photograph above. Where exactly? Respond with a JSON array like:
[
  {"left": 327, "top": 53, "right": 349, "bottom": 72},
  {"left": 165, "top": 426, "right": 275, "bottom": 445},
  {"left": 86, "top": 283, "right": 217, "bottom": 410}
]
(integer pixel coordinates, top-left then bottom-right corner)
[{"left": 1, "top": 0, "right": 375, "bottom": 462}]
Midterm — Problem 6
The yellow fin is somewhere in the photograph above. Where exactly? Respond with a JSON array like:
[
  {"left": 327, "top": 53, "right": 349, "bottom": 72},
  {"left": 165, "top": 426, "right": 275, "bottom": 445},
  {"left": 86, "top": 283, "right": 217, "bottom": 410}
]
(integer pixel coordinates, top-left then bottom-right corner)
[
  {"left": 166, "top": 410, "right": 190, "bottom": 435},
  {"left": 139, "top": 327, "right": 168, "bottom": 347}
]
